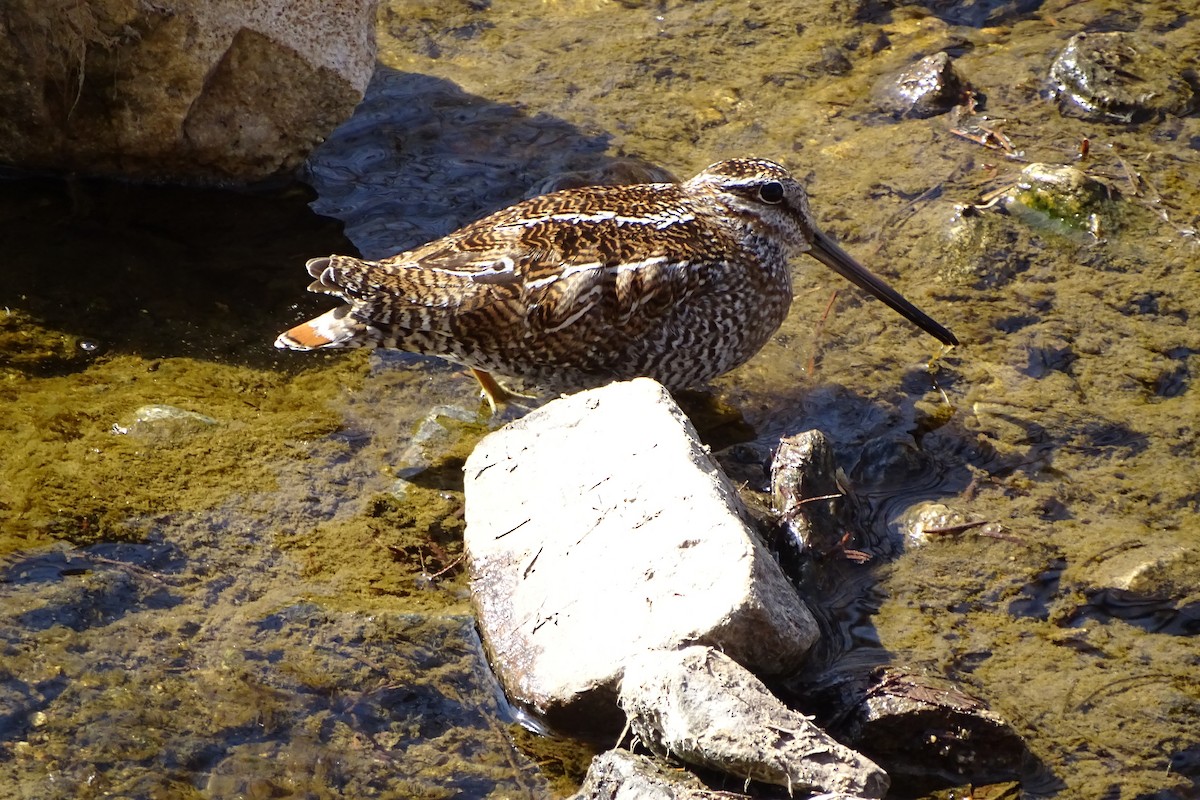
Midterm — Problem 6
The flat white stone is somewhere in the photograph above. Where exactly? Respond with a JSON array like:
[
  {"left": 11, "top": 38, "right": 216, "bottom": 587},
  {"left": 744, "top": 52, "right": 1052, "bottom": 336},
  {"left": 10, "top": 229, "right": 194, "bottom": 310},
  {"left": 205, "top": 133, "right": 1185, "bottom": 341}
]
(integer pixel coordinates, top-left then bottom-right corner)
[{"left": 464, "top": 378, "right": 818, "bottom": 732}]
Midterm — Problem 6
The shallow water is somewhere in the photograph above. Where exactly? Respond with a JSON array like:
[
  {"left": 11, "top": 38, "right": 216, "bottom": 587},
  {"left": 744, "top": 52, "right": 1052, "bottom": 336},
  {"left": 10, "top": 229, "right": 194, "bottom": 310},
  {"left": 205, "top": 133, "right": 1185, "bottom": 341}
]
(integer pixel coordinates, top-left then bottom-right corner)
[{"left": 3, "top": 0, "right": 1200, "bottom": 797}]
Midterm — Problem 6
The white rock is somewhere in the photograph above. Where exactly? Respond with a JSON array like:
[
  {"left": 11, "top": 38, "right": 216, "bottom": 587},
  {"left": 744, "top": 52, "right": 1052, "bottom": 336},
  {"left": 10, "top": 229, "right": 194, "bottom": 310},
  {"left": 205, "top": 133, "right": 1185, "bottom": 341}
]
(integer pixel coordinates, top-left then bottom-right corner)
[
  {"left": 568, "top": 749, "right": 745, "bottom": 800},
  {"left": 620, "top": 647, "right": 889, "bottom": 798},
  {"left": 464, "top": 378, "right": 818, "bottom": 733}
]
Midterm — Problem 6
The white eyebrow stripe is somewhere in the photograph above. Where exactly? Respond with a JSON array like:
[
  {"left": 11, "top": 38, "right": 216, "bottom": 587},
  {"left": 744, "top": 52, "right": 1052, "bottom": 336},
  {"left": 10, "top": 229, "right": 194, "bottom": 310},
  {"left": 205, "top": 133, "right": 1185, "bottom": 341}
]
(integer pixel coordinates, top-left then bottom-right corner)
[{"left": 501, "top": 210, "right": 695, "bottom": 230}]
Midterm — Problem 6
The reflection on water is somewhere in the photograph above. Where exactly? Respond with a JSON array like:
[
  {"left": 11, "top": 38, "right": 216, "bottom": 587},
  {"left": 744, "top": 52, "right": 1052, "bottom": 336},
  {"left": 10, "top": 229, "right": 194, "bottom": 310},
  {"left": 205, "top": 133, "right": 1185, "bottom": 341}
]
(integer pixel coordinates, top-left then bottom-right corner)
[{"left": 3, "top": 0, "right": 1200, "bottom": 797}]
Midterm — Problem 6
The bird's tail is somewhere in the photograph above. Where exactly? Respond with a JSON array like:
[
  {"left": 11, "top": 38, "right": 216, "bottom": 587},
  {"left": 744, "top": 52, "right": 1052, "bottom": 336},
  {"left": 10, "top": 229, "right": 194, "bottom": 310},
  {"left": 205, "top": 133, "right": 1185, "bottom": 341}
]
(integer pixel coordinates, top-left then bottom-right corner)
[
  {"left": 275, "top": 304, "right": 378, "bottom": 350},
  {"left": 275, "top": 256, "right": 380, "bottom": 350}
]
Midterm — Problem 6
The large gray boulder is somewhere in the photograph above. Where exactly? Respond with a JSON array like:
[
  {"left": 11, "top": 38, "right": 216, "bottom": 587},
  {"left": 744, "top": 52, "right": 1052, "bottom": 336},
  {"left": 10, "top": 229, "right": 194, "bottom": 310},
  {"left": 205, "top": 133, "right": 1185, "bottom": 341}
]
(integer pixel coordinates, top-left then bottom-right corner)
[
  {"left": 0, "top": 0, "right": 376, "bottom": 184},
  {"left": 463, "top": 378, "right": 819, "bottom": 734}
]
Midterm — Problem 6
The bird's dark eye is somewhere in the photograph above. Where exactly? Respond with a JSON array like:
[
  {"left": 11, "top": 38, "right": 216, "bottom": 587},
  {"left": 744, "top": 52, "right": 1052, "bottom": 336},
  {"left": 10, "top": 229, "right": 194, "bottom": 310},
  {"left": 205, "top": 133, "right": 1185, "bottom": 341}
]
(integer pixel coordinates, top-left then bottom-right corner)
[{"left": 758, "top": 181, "right": 785, "bottom": 204}]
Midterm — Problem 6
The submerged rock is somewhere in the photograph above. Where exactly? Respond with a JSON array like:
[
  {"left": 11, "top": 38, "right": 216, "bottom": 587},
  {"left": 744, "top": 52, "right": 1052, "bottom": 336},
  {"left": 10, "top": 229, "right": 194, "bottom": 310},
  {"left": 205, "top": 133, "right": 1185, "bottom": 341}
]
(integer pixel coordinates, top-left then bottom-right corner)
[
  {"left": 114, "top": 404, "right": 219, "bottom": 443},
  {"left": 875, "top": 52, "right": 972, "bottom": 119},
  {"left": 620, "top": 647, "right": 890, "bottom": 798},
  {"left": 1063, "top": 527, "right": 1200, "bottom": 636},
  {"left": 811, "top": 667, "right": 1030, "bottom": 794},
  {"left": 1001, "top": 162, "right": 1116, "bottom": 238},
  {"left": 1048, "top": 31, "right": 1195, "bottom": 123},
  {"left": 893, "top": 501, "right": 979, "bottom": 548},
  {"left": 969, "top": 161, "right": 1118, "bottom": 237},
  {"left": 391, "top": 404, "right": 482, "bottom": 484},
  {"left": 463, "top": 379, "right": 818, "bottom": 735}
]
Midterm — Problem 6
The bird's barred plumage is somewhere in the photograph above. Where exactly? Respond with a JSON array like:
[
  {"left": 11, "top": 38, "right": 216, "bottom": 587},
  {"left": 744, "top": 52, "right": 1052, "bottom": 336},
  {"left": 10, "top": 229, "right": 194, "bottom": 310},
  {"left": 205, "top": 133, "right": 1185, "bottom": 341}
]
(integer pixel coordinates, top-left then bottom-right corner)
[{"left": 276, "top": 158, "right": 957, "bottom": 396}]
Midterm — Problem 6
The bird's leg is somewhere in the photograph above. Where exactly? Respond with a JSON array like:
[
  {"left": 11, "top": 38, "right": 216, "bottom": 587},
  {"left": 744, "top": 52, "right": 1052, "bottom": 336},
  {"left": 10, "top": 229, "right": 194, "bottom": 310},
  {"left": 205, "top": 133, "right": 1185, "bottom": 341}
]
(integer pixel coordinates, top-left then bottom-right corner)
[
  {"left": 468, "top": 368, "right": 543, "bottom": 417},
  {"left": 470, "top": 368, "right": 513, "bottom": 415}
]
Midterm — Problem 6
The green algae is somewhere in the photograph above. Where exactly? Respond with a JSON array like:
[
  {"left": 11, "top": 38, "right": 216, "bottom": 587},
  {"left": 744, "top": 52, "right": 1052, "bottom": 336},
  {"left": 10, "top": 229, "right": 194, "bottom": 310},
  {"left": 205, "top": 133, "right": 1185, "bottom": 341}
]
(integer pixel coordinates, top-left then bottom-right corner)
[
  {"left": 0, "top": 351, "right": 352, "bottom": 552},
  {"left": 278, "top": 486, "right": 470, "bottom": 613},
  {"left": 507, "top": 723, "right": 600, "bottom": 798},
  {"left": 0, "top": 309, "right": 83, "bottom": 374},
  {"left": 3, "top": 606, "right": 544, "bottom": 798},
  {"left": 874, "top": 524, "right": 1200, "bottom": 799}
]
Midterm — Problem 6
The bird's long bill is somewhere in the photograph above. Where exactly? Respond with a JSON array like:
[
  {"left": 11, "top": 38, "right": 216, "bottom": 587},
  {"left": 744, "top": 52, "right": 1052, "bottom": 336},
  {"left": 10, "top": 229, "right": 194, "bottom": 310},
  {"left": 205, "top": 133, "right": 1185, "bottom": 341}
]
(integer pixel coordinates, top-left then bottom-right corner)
[{"left": 807, "top": 227, "right": 959, "bottom": 346}]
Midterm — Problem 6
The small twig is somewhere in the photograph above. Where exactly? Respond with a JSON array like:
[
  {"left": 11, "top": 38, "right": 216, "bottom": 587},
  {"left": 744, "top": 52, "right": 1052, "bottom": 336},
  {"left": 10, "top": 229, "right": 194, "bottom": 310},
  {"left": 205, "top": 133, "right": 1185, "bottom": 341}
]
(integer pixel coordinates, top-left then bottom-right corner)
[
  {"left": 923, "top": 520, "right": 1025, "bottom": 544},
  {"left": 806, "top": 289, "right": 839, "bottom": 376},
  {"left": 949, "top": 125, "right": 1019, "bottom": 157},
  {"left": 83, "top": 553, "right": 174, "bottom": 588},
  {"left": 922, "top": 520, "right": 990, "bottom": 536},
  {"left": 425, "top": 552, "right": 464, "bottom": 581},
  {"left": 521, "top": 547, "right": 542, "bottom": 579},
  {"left": 799, "top": 492, "right": 843, "bottom": 504}
]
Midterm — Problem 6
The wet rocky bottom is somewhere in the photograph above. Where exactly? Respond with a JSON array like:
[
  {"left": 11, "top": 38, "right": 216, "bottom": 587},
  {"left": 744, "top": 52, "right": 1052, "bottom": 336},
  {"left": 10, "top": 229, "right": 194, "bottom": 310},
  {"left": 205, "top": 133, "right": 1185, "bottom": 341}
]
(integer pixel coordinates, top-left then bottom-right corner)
[{"left": 3, "top": 100, "right": 1200, "bottom": 799}]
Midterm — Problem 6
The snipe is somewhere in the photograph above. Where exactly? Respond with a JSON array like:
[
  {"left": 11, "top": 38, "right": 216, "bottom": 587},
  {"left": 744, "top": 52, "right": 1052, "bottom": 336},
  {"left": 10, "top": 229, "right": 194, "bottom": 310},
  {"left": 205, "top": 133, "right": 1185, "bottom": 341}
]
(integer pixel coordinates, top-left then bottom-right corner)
[{"left": 276, "top": 158, "right": 957, "bottom": 406}]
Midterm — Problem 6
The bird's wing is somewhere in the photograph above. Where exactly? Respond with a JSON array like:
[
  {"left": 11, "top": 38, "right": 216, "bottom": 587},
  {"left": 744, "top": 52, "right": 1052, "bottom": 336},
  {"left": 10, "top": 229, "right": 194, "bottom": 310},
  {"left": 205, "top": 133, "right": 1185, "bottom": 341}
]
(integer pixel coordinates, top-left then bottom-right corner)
[{"left": 306, "top": 185, "right": 734, "bottom": 340}]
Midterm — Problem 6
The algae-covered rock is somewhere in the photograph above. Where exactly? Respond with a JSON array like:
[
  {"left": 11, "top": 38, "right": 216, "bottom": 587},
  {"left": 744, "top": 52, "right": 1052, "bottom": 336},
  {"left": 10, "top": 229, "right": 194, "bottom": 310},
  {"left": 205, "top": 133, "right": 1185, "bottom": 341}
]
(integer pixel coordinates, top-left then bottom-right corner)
[{"left": 1002, "top": 163, "right": 1117, "bottom": 238}]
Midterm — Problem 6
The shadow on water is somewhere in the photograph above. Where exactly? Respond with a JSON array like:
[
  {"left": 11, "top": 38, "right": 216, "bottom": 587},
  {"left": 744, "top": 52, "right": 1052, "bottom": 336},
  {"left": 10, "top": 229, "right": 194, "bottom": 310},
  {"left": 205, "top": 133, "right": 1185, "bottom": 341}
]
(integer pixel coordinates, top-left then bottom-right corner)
[
  {"left": 857, "top": 0, "right": 1046, "bottom": 28},
  {"left": 304, "top": 66, "right": 672, "bottom": 260},
  {"left": 2, "top": 541, "right": 187, "bottom": 633},
  {"left": 0, "top": 175, "right": 352, "bottom": 372}
]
